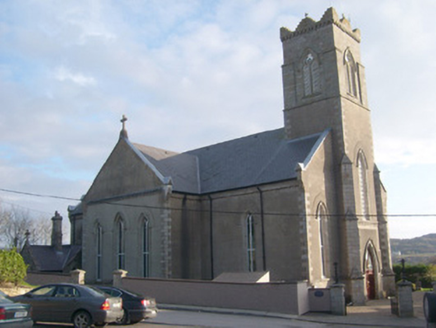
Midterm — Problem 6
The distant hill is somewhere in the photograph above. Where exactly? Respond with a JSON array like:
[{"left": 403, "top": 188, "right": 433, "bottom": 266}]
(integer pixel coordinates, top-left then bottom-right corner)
[{"left": 390, "top": 233, "right": 436, "bottom": 264}]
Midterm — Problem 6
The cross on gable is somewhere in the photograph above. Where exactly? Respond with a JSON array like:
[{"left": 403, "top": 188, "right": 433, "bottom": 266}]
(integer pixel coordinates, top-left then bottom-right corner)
[
  {"left": 119, "top": 115, "right": 129, "bottom": 139},
  {"left": 121, "top": 115, "right": 127, "bottom": 130}
]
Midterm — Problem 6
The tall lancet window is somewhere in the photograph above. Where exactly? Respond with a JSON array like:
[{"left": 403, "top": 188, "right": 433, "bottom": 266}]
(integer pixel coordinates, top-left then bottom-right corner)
[
  {"left": 316, "top": 203, "right": 328, "bottom": 278},
  {"left": 357, "top": 151, "right": 370, "bottom": 220},
  {"left": 303, "top": 51, "right": 320, "bottom": 96},
  {"left": 117, "top": 219, "right": 125, "bottom": 269},
  {"left": 246, "top": 214, "right": 256, "bottom": 272},
  {"left": 344, "top": 50, "right": 359, "bottom": 98},
  {"left": 96, "top": 224, "right": 102, "bottom": 281},
  {"left": 142, "top": 217, "right": 150, "bottom": 277}
]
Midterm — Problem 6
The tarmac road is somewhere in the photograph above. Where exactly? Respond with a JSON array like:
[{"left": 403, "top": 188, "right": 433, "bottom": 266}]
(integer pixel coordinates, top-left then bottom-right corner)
[
  {"left": 32, "top": 310, "right": 333, "bottom": 328},
  {"left": 147, "top": 308, "right": 331, "bottom": 327},
  {"left": 32, "top": 320, "right": 190, "bottom": 328}
]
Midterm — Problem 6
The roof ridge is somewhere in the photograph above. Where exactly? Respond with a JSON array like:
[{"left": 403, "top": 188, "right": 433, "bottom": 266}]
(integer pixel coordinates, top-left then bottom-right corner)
[
  {"left": 125, "top": 138, "right": 171, "bottom": 185},
  {"left": 186, "top": 127, "right": 284, "bottom": 154},
  {"left": 132, "top": 142, "right": 179, "bottom": 155}
]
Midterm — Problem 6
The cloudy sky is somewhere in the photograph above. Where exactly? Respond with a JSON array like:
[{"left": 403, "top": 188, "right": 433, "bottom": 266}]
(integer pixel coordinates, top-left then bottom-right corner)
[{"left": 1, "top": 0, "right": 435, "bottom": 240}]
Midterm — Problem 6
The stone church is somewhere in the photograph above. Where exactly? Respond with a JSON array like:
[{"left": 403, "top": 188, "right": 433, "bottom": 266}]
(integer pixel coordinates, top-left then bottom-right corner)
[{"left": 69, "top": 8, "right": 395, "bottom": 304}]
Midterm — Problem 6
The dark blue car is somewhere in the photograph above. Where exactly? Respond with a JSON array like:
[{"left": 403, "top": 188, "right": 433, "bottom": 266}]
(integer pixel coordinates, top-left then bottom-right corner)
[{"left": 96, "top": 286, "right": 157, "bottom": 325}]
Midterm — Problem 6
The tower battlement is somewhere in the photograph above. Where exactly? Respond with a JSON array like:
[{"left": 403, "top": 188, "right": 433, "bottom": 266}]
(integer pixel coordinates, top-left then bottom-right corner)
[{"left": 280, "top": 7, "right": 361, "bottom": 43}]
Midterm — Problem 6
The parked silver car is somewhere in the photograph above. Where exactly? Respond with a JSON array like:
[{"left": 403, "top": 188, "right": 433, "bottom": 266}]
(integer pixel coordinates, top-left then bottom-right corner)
[
  {"left": 0, "top": 290, "right": 33, "bottom": 328},
  {"left": 12, "top": 283, "right": 123, "bottom": 327}
]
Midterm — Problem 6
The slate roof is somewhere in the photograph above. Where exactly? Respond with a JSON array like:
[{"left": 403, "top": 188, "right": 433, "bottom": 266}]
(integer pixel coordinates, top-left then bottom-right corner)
[
  {"left": 133, "top": 128, "right": 327, "bottom": 194},
  {"left": 24, "top": 245, "right": 81, "bottom": 272}
]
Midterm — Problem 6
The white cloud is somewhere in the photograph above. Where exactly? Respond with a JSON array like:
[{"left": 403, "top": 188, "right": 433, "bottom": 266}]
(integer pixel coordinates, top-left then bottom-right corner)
[
  {"left": 376, "top": 137, "right": 436, "bottom": 166},
  {"left": 54, "top": 66, "right": 96, "bottom": 86},
  {"left": 0, "top": 0, "right": 435, "bottom": 239}
]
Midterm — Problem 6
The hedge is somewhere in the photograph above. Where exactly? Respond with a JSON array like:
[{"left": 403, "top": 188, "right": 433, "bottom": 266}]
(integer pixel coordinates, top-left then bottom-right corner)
[{"left": 0, "top": 248, "right": 27, "bottom": 285}]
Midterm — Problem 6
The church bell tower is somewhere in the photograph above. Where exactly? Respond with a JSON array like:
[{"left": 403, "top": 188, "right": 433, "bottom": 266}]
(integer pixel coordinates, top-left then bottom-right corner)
[
  {"left": 280, "top": 7, "right": 370, "bottom": 149},
  {"left": 280, "top": 8, "right": 395, "bottom": 303}
]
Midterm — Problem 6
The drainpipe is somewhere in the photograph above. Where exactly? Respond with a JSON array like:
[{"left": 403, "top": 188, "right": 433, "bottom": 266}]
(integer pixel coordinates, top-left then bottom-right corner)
[
  {"left": 208, "top": 195, "right": 214, "bottom": 279},
  {"left": 257, "top": 187, "right": 266, "bottom": 271}
]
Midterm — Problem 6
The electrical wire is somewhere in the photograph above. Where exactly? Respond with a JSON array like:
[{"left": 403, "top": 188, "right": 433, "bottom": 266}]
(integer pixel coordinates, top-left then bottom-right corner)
[
  {"left": 0, "top": 188, "right": 80, "bottom": 201},
  {"left": 1, "top": 187, "right": 435, "bottom": 219}
]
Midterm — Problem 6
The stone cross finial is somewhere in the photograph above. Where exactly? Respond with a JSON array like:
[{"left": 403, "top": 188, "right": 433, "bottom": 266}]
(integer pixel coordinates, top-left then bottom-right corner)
[
  {"left": 121, "top": 115, "right": 127, "bottom": 130},
  {"left": 120, "top": 114, "right": 129, "bottom": 139}
]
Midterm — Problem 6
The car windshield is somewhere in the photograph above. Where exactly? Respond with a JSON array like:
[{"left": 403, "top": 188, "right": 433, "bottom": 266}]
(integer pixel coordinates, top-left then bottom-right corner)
[
  {"left": 83, "top": 285, "right": 107, "bottom": 297},
  {"left": 31, "top": 286, "right": 56, "bottom": 296},
  {"left": 120, "top": 289, "right": 143, "bottom": 298},
  {"left": 99, "top": 288, "right": 121, "bottom": 297}
]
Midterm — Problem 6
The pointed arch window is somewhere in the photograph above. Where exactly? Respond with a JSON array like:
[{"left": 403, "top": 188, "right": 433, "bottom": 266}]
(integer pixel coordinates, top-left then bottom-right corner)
[
  {"left": 246, "top": 214, "right": 256, "bottom": 272},
  {"left": 96, "top": 224, "right": 102, "bottom": 281},
  {"left": 344, "top": 50, "right": 359, "bottom": 98},
  {"left": 316, "top": 203, "right": 328, "bottom": 278},
  {"left": 142, "top": 217, "right": 150, "bottom": 277},
  {"left": 303, "top": 51, "right": 320, "bottom": 96},
  {"left": 357, "top": 151, "right": 370, "bottom": 220},
  {"left": 117, "top": 219, "right": 125, "bottom": 269}
]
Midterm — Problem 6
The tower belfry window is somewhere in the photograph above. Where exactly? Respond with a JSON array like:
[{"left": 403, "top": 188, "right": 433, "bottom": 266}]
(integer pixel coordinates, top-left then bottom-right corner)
[
  {"left": 303, "top": 51, "right": 320, "bottom": 96},
  {"left": 345, "top": 50, "right": 359, "bottom": 98}
]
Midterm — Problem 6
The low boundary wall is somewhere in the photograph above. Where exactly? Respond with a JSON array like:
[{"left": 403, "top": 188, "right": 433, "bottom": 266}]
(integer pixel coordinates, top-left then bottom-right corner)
[
  {"left": 22, "top": 271, "right": 332, "bottom": 315},
  {"left": 25, "top": 270, "right": 85, "bottom": 286},
  {"left": 120, "top": 277, "right": 310, "bottom": 315},
  {"left": 25, "top": 272, "right": 71, "bottom": 286}
]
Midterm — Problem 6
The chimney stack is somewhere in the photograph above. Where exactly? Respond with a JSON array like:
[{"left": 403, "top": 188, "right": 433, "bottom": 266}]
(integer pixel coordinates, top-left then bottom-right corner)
[{"left": 51, "top": 211, "right": 63, "bottom": 251}]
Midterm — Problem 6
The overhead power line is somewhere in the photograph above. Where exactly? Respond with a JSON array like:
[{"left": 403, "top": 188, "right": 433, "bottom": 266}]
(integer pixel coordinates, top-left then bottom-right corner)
[
  {"left": 1, "top": 187, "right": 435, "bottom": 218},
  {"left": 0, "top": 188, "right": 80, "bottom": 201}
]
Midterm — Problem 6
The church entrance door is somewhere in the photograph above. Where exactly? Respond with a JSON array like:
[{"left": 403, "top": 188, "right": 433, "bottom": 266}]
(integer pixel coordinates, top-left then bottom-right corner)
[
  {"left": 366, "top": 270, "right": 375, "bottom": 299},
  {"left": 365, "top": 250, "right": 376, "bottom": 300}
]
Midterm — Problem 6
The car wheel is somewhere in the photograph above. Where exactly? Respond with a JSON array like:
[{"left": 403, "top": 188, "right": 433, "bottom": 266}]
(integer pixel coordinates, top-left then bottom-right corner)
[
  {"left": 424, "top": 292, "right": 436, "bottom": 323},
  {"left": 115, "top": 308, "right": 129, "bottom": 325},
  {"left": 73, "top": 310, "right": 92, "bottom": 328}
]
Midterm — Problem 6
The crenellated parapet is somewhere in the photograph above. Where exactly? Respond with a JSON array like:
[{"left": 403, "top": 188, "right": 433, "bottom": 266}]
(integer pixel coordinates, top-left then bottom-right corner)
[{"left": 280, "top": 7, "right": 361, "bottom": 43}]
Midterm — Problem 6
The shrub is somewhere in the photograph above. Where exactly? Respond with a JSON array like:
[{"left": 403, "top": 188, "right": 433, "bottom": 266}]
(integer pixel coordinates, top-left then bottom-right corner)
[
  {"left": 393, "top": 263, "right": 436, "bottom": 289},
  {"left": 0, "top": 248, "right": 27, "bottom": 285}
]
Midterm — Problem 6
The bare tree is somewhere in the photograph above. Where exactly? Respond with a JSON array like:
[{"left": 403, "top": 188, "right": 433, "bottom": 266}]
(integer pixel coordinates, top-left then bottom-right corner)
[
  {"left": 30, "top": 215, "right": 52, "bottom": 245},
  {"left": 0, "top": 203, "right": 52, "bottom": 250}
]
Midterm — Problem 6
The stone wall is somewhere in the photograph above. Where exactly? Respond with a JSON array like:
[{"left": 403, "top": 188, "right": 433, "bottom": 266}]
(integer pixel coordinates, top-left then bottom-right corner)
[{"left": 120, "top": 276, "right": 311, "bottom": 315}]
